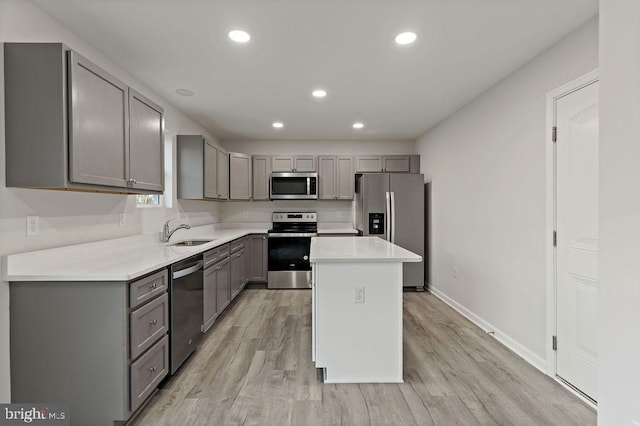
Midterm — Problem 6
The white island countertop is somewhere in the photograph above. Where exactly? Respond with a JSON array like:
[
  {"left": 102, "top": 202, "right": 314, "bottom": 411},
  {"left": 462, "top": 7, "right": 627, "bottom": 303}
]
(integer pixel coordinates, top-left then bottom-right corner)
[
  {"left": 310, "top": 236, "right": 421, "bottom": 263},
  {"left": 3, "top": 225, "right": 268, "bottom": 282}
]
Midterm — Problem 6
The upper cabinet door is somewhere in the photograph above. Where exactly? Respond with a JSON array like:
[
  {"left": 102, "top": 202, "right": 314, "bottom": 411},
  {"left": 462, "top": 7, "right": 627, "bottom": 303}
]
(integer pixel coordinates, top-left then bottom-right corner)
[
  {"left": 217, "top": 149, "right": 229, "bottom": 200},
  {"left": 318, "top": 156, "right": 337, "bottom": 200},
  {"left": 355, "top": 156, "right": 383, "bottom": 173},
  {"left": 383, "top": 156, "right": 410, "bottom": 173},
  {"left": 336, "top": 156, "right": 354, "bottom": 199},
  {"left": 252, "top": 156, "right": 271, "bottom": 201},
  {"left": 204, "top": 141, "right": 218, "bottom": 199},
  {"left": 293, "top": 156, "right": 317, "bottom": 172},
  {"left": 272, "top": 156, "right": 295, "bottom": 172},
  {"left": 129, "top": 89, "right": 164, "bottom": 192},
  {"left": 229, "top": 152, "right": 252, "bottom": 200},
  {"left": 68, "top": 51, "right": 129, "bottom": 188}
]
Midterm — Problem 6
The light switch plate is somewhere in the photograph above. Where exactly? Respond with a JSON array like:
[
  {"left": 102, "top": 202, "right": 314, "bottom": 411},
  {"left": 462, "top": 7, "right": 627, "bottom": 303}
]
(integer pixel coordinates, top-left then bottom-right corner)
[
  {"left": 119, "top": 213, "right": 126, "bottom": 227},
  {"left": 354, "top": 286, "right": 365, "bottom": 304}
]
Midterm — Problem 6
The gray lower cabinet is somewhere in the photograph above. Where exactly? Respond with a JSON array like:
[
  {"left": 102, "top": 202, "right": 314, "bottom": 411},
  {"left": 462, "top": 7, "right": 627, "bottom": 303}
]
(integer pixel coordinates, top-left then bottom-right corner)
[
  {"left": 252, "top": 155, "right": 271, "bottom": 200},
  {"left": 230, "top": 152, "right": 252, "bottom": 200},
  {"left": 248, "top": 234, "right": 268, "bottom": 282},
  {"left": 9, "top": 269, "right": 170, "bottom": 425},
  {"left": 4, "top": 42, "right": 163, "bottom": 194},
  {"left": 230, "top": 238, "right": 246, "bottom": 299},
  {"left": 177, "top": 135, "right": 228, "bottom": 200},
  {"left": 203, "top": 244, "right": 230, "bottom": 332},
  {"left": 318, "top": 156, "right": 354, "bottom": 200}
]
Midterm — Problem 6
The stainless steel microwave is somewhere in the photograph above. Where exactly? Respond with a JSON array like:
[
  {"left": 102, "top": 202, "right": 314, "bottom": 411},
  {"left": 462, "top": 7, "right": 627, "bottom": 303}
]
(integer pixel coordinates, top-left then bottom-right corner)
[{"left": 270, "top": 172, "right": 318, "bottom": 200}]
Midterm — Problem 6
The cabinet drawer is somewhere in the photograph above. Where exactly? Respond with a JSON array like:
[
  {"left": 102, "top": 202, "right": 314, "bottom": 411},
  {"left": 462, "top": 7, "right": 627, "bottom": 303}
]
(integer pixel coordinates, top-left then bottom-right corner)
[
  {"left": 130, "top": 293, "right": 168, "bottom": 359},
  {"left": 130, "top": 335, "right": 168, "bottom": 412},
  {"left": 230, "top": 239, "right": 245, "bottom": 254},
  {"left": 204, "top": 244, "right": 229, "bottom": 268},
  {"left": 130, "top": 269, "right": 168, "bottom": 309}
]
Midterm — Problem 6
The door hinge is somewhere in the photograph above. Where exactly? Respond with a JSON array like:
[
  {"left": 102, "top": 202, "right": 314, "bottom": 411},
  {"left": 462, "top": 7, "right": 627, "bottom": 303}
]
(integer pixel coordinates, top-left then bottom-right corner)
[
  {"left": 552, "top": 335, "right": 557, "bottom": 351},
  {"left": 552, "top": 126, "right": 557, "bottom": 143},
  {"left": 553, "top": 230, "right": 557, "bottom": 247}
]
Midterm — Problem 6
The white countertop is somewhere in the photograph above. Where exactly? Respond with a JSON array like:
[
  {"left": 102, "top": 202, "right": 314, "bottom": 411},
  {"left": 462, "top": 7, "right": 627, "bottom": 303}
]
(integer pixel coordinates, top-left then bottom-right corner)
[
  {"left": 310, "top": 236, "right": 421, "bottom": 263},
  {"left": 316, "top": 224, "right": 359, "bottom": 235},
  {"left": 3, "top": 225, "right": 268, "bottom": 282}
]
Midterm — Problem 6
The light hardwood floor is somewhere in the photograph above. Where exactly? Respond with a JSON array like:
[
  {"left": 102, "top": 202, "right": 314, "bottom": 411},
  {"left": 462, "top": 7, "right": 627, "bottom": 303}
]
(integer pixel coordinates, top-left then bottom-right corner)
[{"left": 133, "top": 290, "right": 596, "bottom": 425}]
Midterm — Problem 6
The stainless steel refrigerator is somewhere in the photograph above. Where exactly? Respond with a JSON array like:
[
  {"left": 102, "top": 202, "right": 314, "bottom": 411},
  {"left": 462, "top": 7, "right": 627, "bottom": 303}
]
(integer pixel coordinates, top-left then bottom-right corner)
[{"left": 355, "top": 173, "right": 425, "bottom": 290}]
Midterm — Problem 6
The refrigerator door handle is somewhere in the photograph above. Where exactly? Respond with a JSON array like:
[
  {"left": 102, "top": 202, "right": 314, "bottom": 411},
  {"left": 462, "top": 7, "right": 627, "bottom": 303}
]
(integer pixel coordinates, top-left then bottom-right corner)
[
  {"left": 385, "top": 191, "right": 391, "bottom": 242},
  {"left": 391, "top": 191, "right": 396, "bottom": 244}
]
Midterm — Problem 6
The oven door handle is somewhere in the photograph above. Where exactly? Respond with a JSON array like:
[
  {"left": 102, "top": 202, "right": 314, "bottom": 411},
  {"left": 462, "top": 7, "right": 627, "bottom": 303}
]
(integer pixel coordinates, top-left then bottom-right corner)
[{"left": 268, "top": 233, "right": 318, "bottom": 238}]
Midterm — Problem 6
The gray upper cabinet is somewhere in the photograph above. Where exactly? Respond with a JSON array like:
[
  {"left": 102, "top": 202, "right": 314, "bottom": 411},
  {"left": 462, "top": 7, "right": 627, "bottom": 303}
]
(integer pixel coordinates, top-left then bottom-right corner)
[
  {"left": 217, "top": 149, "right": 230, "bottom": 200},
  {"left": 128, "top": 89, "right": 164, "bottom": 192},
  {"left": 355, "top": 155, "right": 420, "bottom": 173},
  {"left": 272, "top": 155, "right": 317, "bottom": 172},
  {"left": 318, "top": 156, "right": 354, "bottom": 200},
  {"left": 177, "top": 135, "right": 227, "bottom": 200},
  {"left": 4, "top": 43, "right": 163, "bottom": 194},
  {"left": 252, "top": 155, "right": 271, "bottom": 201},
  {"left": 68, "top": 50, "right": 129, "bottom": 188},
  {"left": 229, "top": 152, "right": 251, "bottom": 200}
]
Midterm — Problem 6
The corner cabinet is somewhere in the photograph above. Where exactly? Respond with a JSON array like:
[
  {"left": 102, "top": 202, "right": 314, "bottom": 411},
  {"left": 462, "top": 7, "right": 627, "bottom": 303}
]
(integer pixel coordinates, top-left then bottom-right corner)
[
  {"left": 252, "top": 156, "right": 271, "bottom": 201},
  {"left": 4, "top": 43, "right": 163, "bottom": 194},
  {"left": 230, "top": 152, "right": 252, "bottom": 200},
  {"left": 318, "top": 156, "right": 354, "bottom": 200},
  {"left": 9, "top": 269, "right": 170, "bottom": 425},
  {"left": 177, "top": 135, "right": 228, "bottom": 200}
]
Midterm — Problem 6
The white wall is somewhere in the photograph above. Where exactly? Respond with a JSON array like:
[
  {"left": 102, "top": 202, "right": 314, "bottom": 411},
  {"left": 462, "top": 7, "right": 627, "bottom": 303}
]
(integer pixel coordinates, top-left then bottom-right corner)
[
  {"left": 598, "top": 1, "right": 640, "bottom": 424},
  {"left": 223, "top": 139, "right": 415, "bottom": 155},
  {"left": 414, "top": 18, "right": 598, "bottom": 368},
  {"left": 0, "top": 0, "right": 223, "bottom": 402}
]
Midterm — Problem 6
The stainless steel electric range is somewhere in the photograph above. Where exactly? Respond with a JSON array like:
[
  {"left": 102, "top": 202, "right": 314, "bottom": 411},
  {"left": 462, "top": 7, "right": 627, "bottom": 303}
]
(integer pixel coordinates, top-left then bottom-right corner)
[{"left": 267, "top": 212, "right": 317, "bottom": 289}]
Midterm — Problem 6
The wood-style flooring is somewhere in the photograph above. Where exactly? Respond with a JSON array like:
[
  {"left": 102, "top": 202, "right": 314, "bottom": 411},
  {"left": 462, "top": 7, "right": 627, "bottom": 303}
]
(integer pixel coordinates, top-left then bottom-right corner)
[{"left": 132, "top": 290, "right": 596, "bottom": 425}]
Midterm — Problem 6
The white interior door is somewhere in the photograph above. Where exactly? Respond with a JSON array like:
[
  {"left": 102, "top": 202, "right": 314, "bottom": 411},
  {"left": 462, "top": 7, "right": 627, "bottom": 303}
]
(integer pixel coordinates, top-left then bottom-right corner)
[{"left": 556, "top": 80, "right": 599, "bottom": 402}]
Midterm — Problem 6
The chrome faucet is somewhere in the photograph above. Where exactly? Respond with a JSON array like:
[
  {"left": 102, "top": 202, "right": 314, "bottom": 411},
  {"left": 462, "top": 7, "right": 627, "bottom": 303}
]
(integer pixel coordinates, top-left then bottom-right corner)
[{"left": 162, "top": 219, "right": 191, "bottom": 242}]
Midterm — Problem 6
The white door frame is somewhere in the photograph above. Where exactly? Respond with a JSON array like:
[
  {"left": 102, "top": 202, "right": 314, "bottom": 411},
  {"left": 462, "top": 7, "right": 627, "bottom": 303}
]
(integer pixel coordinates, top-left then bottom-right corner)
[{"left": 545, "top": 69, "right": 598, "bottom": 405}]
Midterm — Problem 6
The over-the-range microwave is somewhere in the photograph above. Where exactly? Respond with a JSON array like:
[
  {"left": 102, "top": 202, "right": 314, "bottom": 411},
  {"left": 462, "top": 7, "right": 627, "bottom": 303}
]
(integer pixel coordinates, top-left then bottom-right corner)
[{"left": 270, "top": 172, "right": 318, "bottom": 200}]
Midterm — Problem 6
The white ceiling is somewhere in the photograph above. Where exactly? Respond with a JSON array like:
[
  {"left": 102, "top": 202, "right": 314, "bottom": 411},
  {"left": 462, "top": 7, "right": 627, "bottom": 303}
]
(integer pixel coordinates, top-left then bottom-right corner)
[{"left": 32, "top": 0, "right": 598, "bottom": 141}]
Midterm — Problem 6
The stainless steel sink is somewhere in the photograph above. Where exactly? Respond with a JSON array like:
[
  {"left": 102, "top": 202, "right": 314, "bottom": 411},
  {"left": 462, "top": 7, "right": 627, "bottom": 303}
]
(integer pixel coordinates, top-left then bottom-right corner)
[{"left": 171, "top": 239, "right": 214, "bottom": 246}]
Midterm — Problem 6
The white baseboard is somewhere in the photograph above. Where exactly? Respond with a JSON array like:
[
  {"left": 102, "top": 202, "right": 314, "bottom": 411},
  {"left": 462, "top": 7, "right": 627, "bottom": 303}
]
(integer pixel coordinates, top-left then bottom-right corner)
[{"left": 429, "top": 287, "right": 547, "bottom": 373}]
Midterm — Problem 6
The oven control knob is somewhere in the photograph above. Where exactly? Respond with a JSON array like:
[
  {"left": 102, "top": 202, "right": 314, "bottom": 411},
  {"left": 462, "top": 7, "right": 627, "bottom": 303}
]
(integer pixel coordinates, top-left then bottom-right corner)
[{"left": 303, "top": 255, "right": 309, "bottom": 260}]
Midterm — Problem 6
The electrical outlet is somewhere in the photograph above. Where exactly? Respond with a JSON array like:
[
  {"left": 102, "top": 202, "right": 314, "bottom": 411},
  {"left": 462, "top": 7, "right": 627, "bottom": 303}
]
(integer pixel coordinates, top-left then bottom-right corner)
[
  {"left": 26, "top": 215, "right": 40, "bottom": 236},
  {"left": 119, "top": 213, "right": 126, "bottom": 227},
  {"left": 453, "top": 266, "right": 458, "bottom": 279},
  {"left": 354, "top": 286, "right": 365, "bottom": 304}
]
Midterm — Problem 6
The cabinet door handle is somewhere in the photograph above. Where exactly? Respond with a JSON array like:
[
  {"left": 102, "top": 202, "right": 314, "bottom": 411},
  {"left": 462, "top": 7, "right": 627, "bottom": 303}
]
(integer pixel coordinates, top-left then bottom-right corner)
[
  {"left": 150, "top": 319, "right": 158, "bottom": 325},
  {"left": 149, "top": 366, "right": 157, "bottom": 373}
]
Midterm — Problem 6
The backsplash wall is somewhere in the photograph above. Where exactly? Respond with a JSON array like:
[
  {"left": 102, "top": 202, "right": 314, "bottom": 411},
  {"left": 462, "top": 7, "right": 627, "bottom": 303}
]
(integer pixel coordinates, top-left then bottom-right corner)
[{"left": 222, "top": 200, "right": 354, "bottom": 224}]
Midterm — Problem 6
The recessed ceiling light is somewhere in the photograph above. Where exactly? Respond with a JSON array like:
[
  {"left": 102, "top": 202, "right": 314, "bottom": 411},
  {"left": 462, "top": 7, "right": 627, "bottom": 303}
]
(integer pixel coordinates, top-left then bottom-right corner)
[
  {"left": 394, "top": 31, "right": 417, "bottom": 45},
  {"left": 228, "top": 30, "right": 251, "bottom": 43},
  {"left": 353, "top": 122, "right": 364, "bottom": 129},
  {"left": 175, "top": 88, "right": 194, "bottom": 96},
  {"left": 312, "top": 89, "right": 327, "bottom": 98},
  {"left": 272, "top": 121, "right": 284, "bottom": 129}
]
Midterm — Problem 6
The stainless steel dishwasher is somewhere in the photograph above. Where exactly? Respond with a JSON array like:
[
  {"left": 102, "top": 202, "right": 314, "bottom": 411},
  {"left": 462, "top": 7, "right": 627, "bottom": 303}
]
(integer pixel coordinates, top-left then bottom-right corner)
[{"left": 169, "top": 254, "right": 204, "bottom": 375}]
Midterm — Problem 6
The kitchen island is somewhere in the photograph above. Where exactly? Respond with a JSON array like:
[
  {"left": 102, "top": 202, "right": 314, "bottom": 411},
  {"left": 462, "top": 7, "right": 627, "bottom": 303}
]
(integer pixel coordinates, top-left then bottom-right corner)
[{"left": 309, "top": 236, "right": 421, "bottom": 383}]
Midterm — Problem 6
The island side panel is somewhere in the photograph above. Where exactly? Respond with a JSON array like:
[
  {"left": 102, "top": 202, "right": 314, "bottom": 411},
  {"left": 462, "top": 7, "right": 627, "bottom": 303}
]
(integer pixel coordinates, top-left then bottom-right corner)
[
  {"left": 10, "top": 281, "right": 129, "bottom": 424},
  {"left": 314, "top": 262, "right": 403, "bottom": 383}
]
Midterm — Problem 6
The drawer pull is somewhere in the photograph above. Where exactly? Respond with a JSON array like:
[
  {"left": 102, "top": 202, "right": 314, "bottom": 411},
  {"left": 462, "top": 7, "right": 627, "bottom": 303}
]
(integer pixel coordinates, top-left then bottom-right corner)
[
  {"left": 149, "top": 319, "right": 158, "bottom": 326},
  {"left": 149, "top": 283, "right": 158, "bottom": 289}
]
